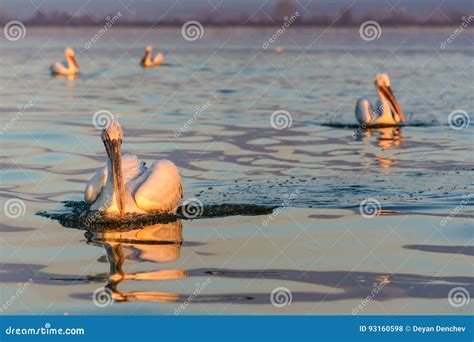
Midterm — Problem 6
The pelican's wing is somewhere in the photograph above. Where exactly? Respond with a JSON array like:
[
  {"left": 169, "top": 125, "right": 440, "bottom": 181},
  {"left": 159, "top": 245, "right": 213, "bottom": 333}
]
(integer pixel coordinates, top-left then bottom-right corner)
[
  {"left": 133, "top": 160, "right": 182, "bottom": 213},
  {"left": 122, "top": 154, "right": 147, "bottom": 183},
  {"left": 355, "top": 98, "right": 376, "bottom": 124},
  {"left": 84, "top": 166, "right": 108, "bottom": 204}
]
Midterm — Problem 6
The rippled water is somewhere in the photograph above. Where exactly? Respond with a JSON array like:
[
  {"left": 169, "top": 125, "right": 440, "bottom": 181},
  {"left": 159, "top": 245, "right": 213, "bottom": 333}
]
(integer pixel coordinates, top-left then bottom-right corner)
[{"left": 1, "top": 27, "right": 473, "bottom": 315}]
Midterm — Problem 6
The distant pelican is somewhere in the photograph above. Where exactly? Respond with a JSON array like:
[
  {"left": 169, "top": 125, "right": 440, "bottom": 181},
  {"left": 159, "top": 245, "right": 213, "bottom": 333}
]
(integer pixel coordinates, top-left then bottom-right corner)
[
  {"left": 84, "top": 119, "right": 183, "bottom": 217},
  {"left": 50, "top": 48, "right": 80, "bottom": 76},
  {"left": 140, "top": 45, "right": 165, "bottom": 67},
  {"left": 355, "top": 74, "right": 406, "bottom": 126}
]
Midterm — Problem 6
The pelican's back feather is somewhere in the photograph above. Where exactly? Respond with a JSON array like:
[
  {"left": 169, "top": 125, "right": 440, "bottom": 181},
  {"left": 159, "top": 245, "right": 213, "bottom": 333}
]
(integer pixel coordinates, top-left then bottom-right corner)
[
  {"left": 133, "top": 160, "right": 182, "bottom": 213},
  {"left": 355, "top": 98, "right": 375, "bottom": 124},
  {"left": 153, "top": 53, "right": 164, "bottom": 65}
]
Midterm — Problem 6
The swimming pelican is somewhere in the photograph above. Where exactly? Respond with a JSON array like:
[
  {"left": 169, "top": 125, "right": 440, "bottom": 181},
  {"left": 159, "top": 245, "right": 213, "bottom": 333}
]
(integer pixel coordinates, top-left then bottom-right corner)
[
  {"left": 355, "top": 73, "right": 406, "bottom": 126},
  {"left": 140, "top": 45, "right": 165, "bottom": 67},
  {"left": 50, "top": 48, "right": 80, "bottom": 76},
  {"left": 84, "top": 119, "right": 183, "bottom": 217}
]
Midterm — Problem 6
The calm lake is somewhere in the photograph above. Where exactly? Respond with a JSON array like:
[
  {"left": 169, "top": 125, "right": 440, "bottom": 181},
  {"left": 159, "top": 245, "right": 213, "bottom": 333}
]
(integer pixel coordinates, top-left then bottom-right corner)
[{"left": 0, "top": 27, "right": 472, "bottom": 315}]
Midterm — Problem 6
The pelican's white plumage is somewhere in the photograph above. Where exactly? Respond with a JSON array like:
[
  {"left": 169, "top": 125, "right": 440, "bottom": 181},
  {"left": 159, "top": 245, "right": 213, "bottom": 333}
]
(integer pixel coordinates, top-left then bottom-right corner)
[
  {"left": 355, "top": 73, "right": 406, "bottom": 126},
  {"left": 85, "top": 119, "right": 183, "bottom": 216},
  {"left": 50, "top": 48, "right": 80, "bottom": 76}
]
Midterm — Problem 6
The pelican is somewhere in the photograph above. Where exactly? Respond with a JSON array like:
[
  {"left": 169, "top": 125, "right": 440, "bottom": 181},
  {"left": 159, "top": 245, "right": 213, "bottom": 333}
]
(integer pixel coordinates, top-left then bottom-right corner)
[
  {"left": 84, "top": 119, "right": 183, "bottom": 217},
  {"left": 355, "top": 73, "right": 406, "bottom": 126},
  {"left": 140, "top": 45, "right": 165, "bottom": 67},
  {"left": 50, "top": 48, "right": 80, "bottom": 76}
]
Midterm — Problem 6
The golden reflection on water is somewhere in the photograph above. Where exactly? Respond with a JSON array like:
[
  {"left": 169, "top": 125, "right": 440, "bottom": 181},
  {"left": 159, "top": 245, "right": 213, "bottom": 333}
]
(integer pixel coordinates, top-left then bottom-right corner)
[
  {"left": 355, "top": 127, "right": 404, "bottom": 171},
  {"left": 88, "top": 220, "right": 186, "bottom": 303},
  {"left": 360, "top": 127, "right": 404, "bottom": 150}
]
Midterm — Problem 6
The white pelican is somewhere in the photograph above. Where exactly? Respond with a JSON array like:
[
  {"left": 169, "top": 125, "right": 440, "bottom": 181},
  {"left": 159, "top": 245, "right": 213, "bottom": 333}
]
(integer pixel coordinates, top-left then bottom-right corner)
[
  {"left": 140, "top": 45, "right": 165, "bottom": 67},
  {"left": 50, "top": 48, "right": 80, "bottom": 76},
  {"left": 355, "top": 73, "right": 406, "bottom": 126},
  {"left": 84, "top": 119, "right": 183, "bottom": 217}
]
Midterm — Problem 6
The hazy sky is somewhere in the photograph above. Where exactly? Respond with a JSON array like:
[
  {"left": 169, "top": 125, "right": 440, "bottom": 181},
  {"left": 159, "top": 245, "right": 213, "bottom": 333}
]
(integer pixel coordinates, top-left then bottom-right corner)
[{"left": 2, "top": 0, "right": 473, "bottom": 19}]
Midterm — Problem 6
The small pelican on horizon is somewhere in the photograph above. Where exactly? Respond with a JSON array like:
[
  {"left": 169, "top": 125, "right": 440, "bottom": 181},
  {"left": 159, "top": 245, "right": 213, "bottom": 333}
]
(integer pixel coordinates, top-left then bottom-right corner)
[
  {"left": 355, "top": 73, "right": 406, "bottom": 127},
  {"left": 50, "top": 48, "right": 80, "bottom": 76},
  {"left": 140, "top": 45, "right": 165, "bottom": 67},
  {"left": 84, "top": 119, "right": 183, "bottom": 217}
]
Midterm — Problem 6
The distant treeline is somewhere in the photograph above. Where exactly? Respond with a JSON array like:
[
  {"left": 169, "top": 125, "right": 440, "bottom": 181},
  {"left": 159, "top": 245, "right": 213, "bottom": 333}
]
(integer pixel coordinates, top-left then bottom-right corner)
[{"left": 0, "top": 8, "right": 471, "bottom": 27}]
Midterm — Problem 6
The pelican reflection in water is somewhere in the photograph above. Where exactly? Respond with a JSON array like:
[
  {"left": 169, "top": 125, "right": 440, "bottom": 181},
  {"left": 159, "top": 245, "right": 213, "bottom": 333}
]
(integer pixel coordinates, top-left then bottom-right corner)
[
  {"left": 354, "top": 126, "right": 404, "bottom": 150},
  {"left": 353, "top": 126, "right": 404, "bottom": 170},
  {"left": 355, "top": 73, "right": 406, "bottom": 127},
  {"left": 88, "top": 220, "right": 186, "bottom": 303}
]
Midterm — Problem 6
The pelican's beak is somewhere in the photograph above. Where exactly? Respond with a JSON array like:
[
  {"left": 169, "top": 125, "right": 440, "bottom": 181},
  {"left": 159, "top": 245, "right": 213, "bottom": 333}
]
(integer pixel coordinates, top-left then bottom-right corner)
[
  {"left": 70, "top": 56, "right": 80, "bottom": 71},
  {"left": 102, "top": 132, "right": 125, "bottom": 217},
  {"left": 379, "top": 85, "right": 406, "bottom": 123}
]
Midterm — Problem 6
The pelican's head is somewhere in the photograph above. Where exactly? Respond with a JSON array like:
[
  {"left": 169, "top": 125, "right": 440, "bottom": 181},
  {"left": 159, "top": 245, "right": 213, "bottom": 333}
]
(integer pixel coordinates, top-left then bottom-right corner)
[
  {"left": 374, "top": 73, "right": 391, "bottom": 88},
  {"left": 374, "top": 73, "right": 406, "bottom": 123},
  {"left": 101, "top": 119, "right": 125, "bottom": 217},
  {"left": 146, "top": 45, "right": 153, "bottom": 53},
  {"left": 65, "top": 47, "right": 80, "bottom": 72}
]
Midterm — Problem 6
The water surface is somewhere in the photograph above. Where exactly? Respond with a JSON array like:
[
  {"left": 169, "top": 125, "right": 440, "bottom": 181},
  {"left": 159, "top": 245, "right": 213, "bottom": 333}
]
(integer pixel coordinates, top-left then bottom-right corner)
[{"left": 0, "top": 27, "right": 473, "bottom": 315}]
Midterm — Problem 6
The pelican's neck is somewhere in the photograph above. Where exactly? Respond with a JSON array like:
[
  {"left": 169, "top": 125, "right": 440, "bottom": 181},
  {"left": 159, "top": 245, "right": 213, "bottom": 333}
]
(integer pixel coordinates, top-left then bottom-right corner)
[
  {"left": 376, "top": 87, "right": 393, "bottom": 121},
  {"left": 103, "top": 159, "right": 116, "bottom": 204},
  {"left": 144, "top": 51, "right": 151, "bottom": 63}
]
